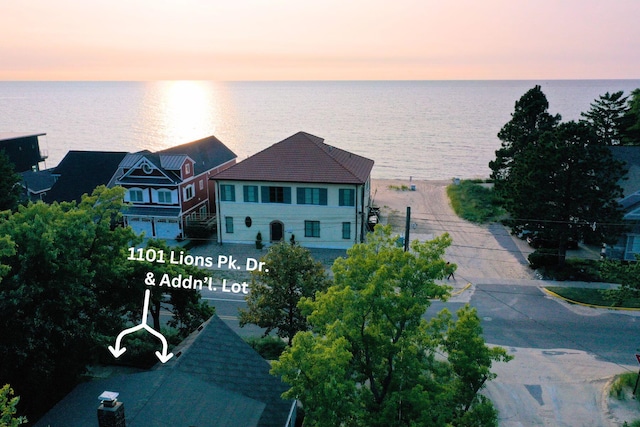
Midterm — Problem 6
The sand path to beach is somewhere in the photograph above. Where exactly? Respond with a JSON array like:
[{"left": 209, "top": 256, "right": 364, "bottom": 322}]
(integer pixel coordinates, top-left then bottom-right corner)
[{"left": 371, "top": 179, "right": 535, "bottom": 286}]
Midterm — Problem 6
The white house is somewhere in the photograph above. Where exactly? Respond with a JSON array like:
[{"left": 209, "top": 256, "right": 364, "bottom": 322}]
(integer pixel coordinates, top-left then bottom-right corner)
[{"left": 211, "top": 132, "right": 375, "bottom": 249}]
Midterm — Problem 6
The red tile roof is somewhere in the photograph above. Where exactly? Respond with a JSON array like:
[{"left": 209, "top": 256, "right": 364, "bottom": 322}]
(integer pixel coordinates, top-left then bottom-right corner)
[{"left": 212, "top": 132, "right": 374, "bottom": 184}]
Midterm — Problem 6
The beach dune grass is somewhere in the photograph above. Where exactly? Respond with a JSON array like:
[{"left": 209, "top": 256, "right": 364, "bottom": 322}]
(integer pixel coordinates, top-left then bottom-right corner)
[{"left": 446, "top": 179, "right": 504, "bottom": 223}]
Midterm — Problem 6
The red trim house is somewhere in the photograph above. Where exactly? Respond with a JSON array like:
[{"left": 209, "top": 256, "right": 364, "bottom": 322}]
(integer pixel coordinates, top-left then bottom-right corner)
[{"left": 111, "top": 135, "right": 236, "bottom": 239}]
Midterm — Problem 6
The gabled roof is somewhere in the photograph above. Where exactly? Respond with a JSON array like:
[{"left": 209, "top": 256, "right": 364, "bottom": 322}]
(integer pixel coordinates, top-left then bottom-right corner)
[
  {"left": 160, "top": 135, "right": 237, "bottom": 176},
  {"left": 20, "top": 169, "right": 57, "bottom": 194},
  {"left": 34, "top": 316, "right": 293, "bottom": 427},
  {"left": 213, "top": 132, "right": 374, "bottom": 184},
  {"left": 112, "top": 136, "right": 237, "bottom": 186},
  {"left": 115, "top": 153, "right": 181, "bottom": 186},
  {"left": 43, "top": 151, "right": 128, "bottom": 203}
]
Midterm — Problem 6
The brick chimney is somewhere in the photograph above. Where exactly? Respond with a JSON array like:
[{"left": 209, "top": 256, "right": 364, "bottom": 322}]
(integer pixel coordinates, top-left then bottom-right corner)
[{"left": 97, "top": 391, "right": 126, "bottom": 427}]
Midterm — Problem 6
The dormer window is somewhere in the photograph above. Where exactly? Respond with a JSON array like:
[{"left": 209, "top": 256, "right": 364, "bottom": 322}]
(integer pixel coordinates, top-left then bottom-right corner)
[
  {"left": 185, "top": 163, "right": 191, "bottom": 174},
  {"left": 129, "top": 189, "right": 144, "bottom": 202},
  {"left": 157, "top": 190, "right": 172, "bottom": 204}
]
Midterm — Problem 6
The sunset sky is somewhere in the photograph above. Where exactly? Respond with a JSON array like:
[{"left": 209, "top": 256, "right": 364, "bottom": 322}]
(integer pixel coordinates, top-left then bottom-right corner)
[{"left": 2, "top": 0, "right": 639, "bottom": 81}]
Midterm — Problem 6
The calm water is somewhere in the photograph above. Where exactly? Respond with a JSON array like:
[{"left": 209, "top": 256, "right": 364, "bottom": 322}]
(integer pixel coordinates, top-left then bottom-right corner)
[{"left": 1, "top": 80, "right": 639, "bottom": 180}]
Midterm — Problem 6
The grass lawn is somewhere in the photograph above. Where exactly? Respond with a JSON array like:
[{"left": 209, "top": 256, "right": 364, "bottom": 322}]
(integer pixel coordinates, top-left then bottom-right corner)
[
  {"left": 546, "top": 286, "right": 640, "bottom": 309},
  {"left": 446, "top": 180, "right": 504, "bottom": 223}
]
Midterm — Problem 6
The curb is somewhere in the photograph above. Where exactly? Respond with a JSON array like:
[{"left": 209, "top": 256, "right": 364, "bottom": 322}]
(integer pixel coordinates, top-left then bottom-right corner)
[
  {"left": 541, "top": 287, "right": 640, "bottom": 311},
  {"left": 451, "top": 282, "right": 472, "bottom": 297}
]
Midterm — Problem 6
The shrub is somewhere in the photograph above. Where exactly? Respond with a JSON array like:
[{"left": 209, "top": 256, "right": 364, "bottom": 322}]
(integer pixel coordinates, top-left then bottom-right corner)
[{"left": 527, "top": 249, "right": 559, "bottom": 269}]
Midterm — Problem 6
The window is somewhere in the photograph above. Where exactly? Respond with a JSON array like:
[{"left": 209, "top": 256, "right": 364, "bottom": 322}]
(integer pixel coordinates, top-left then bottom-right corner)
[
  {"left": 184, "top": 184, "right": 194, "bottom": 201},
  {"left": 342, "top": 222, "right": 351, "bottom": 239},
  {"left": 129, "top": 189, "right": 144, "bottom": 202},
  {"left": 199, "top": 179, "right": 204, "bottom": 190},
  {"left": 297, "top": 188, "right": 328, "bottom": 205},
  {"left": 157, "top": 190, "right": 172, "bottom": 204},
  {"left": 243, "top": 185, "right": 259, "bottom": 203},
  {"left": 261, "top": 186, "right": 291, "bottom": 204},
  {"left": 225, "top": 217, "right": 234, "bottom": 233},
  {"left": 199, "top": 205, "right": 207, "bottom": 217},
  {"left": 304, "top": 220, "right": 320, "bottom": 238},
  {"left": 339, "top": 189, "right": 355, "bottom": 206},
  {"left": 185, "top": 163, "right": 191, "bottom": 174},
  {"left": 220, "top": 184, "right": 236, "bottom": 202}
]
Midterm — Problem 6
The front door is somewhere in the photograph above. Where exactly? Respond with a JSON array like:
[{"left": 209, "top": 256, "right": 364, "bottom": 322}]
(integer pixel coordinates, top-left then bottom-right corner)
[{"left": 270, "top": 221, "right": 284, "bottom": 242}]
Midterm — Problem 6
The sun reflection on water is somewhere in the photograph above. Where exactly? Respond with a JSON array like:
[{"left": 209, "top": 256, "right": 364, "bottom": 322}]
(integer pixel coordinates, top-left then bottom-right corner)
[{"left": 150, "top": 80, "right": 225, "bottom": 150}]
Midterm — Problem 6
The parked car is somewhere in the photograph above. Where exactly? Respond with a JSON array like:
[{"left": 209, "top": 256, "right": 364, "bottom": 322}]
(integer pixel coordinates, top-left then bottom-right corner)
[{"left": 527, "top": 234, "right": 579, "bottom": 250}]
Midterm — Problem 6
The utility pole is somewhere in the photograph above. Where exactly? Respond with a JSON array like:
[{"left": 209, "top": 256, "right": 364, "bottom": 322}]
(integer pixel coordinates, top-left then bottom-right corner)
[{"left": 404, "top": 206, "right": 411, "bottom": 252}]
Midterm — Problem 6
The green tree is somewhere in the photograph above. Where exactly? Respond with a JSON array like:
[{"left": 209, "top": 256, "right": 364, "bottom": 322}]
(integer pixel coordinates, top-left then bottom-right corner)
[
  {"left": 580, "top": 91, "right": 628, "bottom": 145},
  {"left": 489, "top": 85, "right": 561, "bottom": 204},
  {"left": 239, "top": 241, "right": 330, "bottom": 344},
  {"left": 0, "top": 151, "right": 23, "bottom": 212},
  {"left": 508, "top": 121, "right": 625, "bottom": 265},
  {"left": 0, "top": 186, "right": 213, "bottom": 419},
  {"left": 621, "top": 88, "right": 640, "bottom": 145},
  {"left": 271, "top": 226, "right": 510, "bottom": 427},
  {"left": 0, "top": 385, "right": 27, "bottom": 427},
  {"left": 0, "top": 187, "right": 138, "bottom": 417},
  {"left": 126, "top": 239, "right": 214, "bottom": 334}
]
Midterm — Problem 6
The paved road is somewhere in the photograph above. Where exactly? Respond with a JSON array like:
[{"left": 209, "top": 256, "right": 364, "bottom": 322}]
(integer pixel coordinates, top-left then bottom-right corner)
[
  {"left": 469, "top": 283, "right": 639, "bottom": 366},
  {"left": 209, "top": 280, "right": 640, "bottom": 367},
  {"left": 207, "top": 282, "right": 639, "bottom": 427}
]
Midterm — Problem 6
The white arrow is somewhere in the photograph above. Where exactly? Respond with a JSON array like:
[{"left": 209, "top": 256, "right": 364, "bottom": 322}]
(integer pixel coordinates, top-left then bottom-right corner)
[
  {"left": 108, "top": 323, "right": 144, "bottom": 358},
  {"left": 108, "top": 289, "right": 174, "bottom": 363}
]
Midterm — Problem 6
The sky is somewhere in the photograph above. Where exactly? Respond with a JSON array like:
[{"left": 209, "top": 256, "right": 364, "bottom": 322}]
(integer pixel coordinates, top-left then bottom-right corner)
[{"left": 1, "top": 0, "right": 639, "bottom": 81}]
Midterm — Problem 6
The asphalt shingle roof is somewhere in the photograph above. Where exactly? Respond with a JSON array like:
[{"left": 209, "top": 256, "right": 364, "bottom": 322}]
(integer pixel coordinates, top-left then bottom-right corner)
[
  {"left": 43, "top": 151, "right": 129, "bottom": 203},
  {"left": 34, "top": 316, "right": 293, "bottom": 427},
  {"left": 213, "top": 131, "right": 374, "bottom": 184},
  {"left": 159, "top": 135, "right": 237, "bottom": 176}
]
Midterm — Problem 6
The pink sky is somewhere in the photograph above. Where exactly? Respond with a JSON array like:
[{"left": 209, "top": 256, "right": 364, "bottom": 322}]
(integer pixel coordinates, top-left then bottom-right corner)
[{"left": 1, "top": 0, "right": 639, "bottom": 80}]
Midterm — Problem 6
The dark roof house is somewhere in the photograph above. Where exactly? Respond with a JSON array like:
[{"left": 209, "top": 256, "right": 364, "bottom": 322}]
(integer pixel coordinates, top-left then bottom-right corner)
[
  {"left": 34, "top": 316, "right": 295, "bottom": 427},
  {"left": 20, "top": 169, "right": 58, "bottom": 200},
  {"left": 43, "top": 151, "right": 129, "bottom": 203},
  {"left": 0, "top": 132, "right": 48, "bottom": 172}
]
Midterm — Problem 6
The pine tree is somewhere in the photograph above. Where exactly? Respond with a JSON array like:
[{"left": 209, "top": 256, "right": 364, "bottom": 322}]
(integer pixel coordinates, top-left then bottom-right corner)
[{"left": 580, "top": 90, "right": 628, "bottom": 145}]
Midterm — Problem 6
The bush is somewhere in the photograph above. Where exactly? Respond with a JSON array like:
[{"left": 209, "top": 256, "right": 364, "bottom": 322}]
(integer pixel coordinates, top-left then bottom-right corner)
[
  {"left": 527, "top": 249, "right": 559, "bottom": 269},
  {"left": 531, "top": 256, "right": 603, "bottom": 281}
]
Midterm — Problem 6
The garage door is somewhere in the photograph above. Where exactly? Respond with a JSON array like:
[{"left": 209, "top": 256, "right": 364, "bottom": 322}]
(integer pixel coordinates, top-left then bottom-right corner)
[
  {"left": 155, "top": 218, "right": 180, "bottom": 239},
  {"left": 128, "top": 217, "right": 154, "bottom": 237}
]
